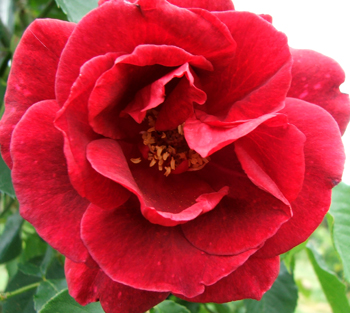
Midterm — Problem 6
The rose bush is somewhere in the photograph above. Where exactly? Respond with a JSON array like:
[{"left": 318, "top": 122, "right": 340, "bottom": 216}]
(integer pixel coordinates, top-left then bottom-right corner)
[{"left": 0, "top": 0, "right": 349, "bottom": 312}]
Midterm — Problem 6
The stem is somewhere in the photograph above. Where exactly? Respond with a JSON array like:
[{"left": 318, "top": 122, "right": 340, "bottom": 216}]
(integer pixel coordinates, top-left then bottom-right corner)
[
  {"left": 38, "top": 0, "right": 57, "bottom": 18},
  {"left": 0, "top": 282, "right": 40, "bottom": 301}
]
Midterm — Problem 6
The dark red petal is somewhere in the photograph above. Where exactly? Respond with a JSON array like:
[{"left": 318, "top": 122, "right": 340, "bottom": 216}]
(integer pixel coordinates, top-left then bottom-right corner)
[
  {"left": 99, "top": 0, "right": 235, "bottom": 11},
  {"left": 184, "top": 112, "right": 277, "bottom": 158},
  {"left": 257, "top": 98, "right": 345, "bottom": 257},
  {"left": 55, "top": 53, "right": 130, "bottom": 210},
  {"left": 0, "top": 19, "right": 75, "bottom": 167},
  {"left": 87, "top": 139, "right": 228, "bottom": 226},
  {"left": 235, "top": 115, "right": 306, "bottom": 204},
  {"left": 121, "top": 64, "right": 206, "bottom": 126},
  {"left": 88, "top": 44, "right": 211, "bottom": 138},
  {"left": 178, "top": 256, "right": 280, "bottom": 303},
  {"left": 11, "top": 100, "right": 89, "bottom": 263},
  {"left": 65, "top": 259, "right": 168, "bottom": 313},
  {"left": 202, "top": 11, "right": 291, "bottom": 118},
  {"left": 182, "top": 176, "right": 290, "bottom": 255},
  {"left": 287, "top": 48, "right": 350, "bottom": 134},
  {"left": 56, "top": 0, "right": 236, "bottom": 106},
  {"left": 81, "top": 202, "right": 258, "bottom": 298},
  {"left": 182, "top": 144, "right": 290, "bottom": 255}
]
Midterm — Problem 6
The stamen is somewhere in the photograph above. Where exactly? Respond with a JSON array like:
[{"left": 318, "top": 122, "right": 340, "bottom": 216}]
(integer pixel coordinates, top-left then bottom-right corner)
[
  {"left": 130, "top": 157, "right": 142, "bottom": 164},
  {"left": 133, "top": 111, "right": 209, "bottom": 176}
]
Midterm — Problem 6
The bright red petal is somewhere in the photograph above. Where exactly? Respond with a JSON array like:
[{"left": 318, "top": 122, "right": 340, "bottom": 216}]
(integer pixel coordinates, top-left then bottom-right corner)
[
  {"left": 65, "top": 259, "right": 168, "bottom": 313},
  {"left": 257, "top": 98, "right": 345, "bottom": 257},
  {"left": 81, "top": 201, "right": 257, "bottom": 298},
  {"left": 287, "top": 48, "right": 350, "bottom": 134},
  {"left": 11, "top": 100, "right": 89, "bottom": 263},
  {"left": 178, "top": 256, "right": 280, "bottom": 303},
  {"left": 0, "top": 19, "right": 74, "bottom": 167}
]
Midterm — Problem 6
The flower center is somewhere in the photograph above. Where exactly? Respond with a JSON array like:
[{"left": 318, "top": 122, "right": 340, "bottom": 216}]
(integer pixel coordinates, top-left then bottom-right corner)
[{"left": 131, "top": 110, "right": 210, "bottom": 176}]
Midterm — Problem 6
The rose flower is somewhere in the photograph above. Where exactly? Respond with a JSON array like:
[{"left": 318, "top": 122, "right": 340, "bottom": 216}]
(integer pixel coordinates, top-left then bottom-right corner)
[{"left": 0, "top": 0, "right": 349, "bottom": 312}]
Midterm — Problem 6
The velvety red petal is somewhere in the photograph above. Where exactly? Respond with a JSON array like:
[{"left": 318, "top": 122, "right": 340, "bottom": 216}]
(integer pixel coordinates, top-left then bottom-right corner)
[
  {"left": 181, "top": 143, "right": 291, "bottom": 255},
  {"left": 178, "top": 256, "right": 280, "bottom": 303},
  {"left": 10, "top": 100, "right": 89, "bottom": 263},
  {"left": 99, "top": 0, "right": 235, "bottom": 11},
  {"left": 287, "top": 48, "right": 350, "bottom": 134},
  {"left": 257, "top": 98, "right": 345, "bottom": 257},
  {"left": 121, "top": 64, "right": 206, "bottom": 126},
  {"left": 88, "top": 44, "right": 211, "bottom": 138},
  {"left": 184, "top": 112, "right": 277, "bottom": 157},
  {"left": 65, "top": 259, "right": 168, "bottom": 313},
  {"left": 0, "top": 19, "right": 75, "bottom": 167},
  {"left": 55, "top": 53, "right": 131, "bottom": 210},
  {"left": 201, "top": 11, "right": 291, "bottom": 119},
  {"left": 87, "top": 139, "right": 228, "bottom": 226},
  {"left": 81, "top": 201, "right": 258, "bottom": 298},
  {"left": 56, "top": 0, "right": 236, "bottom": 106},
  {"left": 235, "top": 115, "right": 306, "bottom": 204}
]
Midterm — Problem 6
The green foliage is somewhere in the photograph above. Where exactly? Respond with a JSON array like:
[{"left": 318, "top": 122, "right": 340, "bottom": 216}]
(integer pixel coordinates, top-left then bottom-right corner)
[
  {"left": 0, "top": 154, "right": 15, "bottom": 197},
  {"left": 151, "top": 300, "right": 191, "bottom": 313},
  {"left": 329, "top": 182, "right": 350, "bottom": 282},
  {"left": 306, "top": 245, "right": 350, "bottom": 313},
  {"left": 0, "top": 213, "right": 23, "bottom": 263},
  {"left": 244, "top": 262, "right": 298, "bottom": 313},
  {"left": 39, "top": 289, "right": 105, "bottom": 313},
  {"left": 54, "top": 0, "right": 98, "bottom": 23}
]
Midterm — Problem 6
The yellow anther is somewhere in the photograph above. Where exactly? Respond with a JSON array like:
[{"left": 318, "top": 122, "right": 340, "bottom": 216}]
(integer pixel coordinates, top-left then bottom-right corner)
[{"left": 130, "top": 157, "right": 142, "bottom": 164}]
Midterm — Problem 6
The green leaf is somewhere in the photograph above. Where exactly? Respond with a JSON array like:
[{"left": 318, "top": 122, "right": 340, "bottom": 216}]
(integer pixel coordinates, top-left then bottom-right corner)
[
  {"left": 282, "top": 239, "right": 308, "bottom": 273},
  {"left": 34, "top": 279, "right": 67, "bottom": 311},
  {"left": 306, "top": 245, "right": 350, "bottom": 313},
  {"left": 0, "top": 213, "right": 23, "bottom": 263},
  {"left": 0, "top": 153, "right": 15, "bottom": 197},
  {"left": 151, "top": 300, "right": 191, "bottom": 313},
  {"left": 54, "top": 0, "right": 98, "bottom": 23},
  {"left": 39, "top": 289, "right": 105, "bottom": 313},
  {"left": 329, "top": 182, "right": 350, "bottom": 282},
  {"left": 2, "top": 268, "right": 41, "bottom": 313},
  {"left": 244, "top": 262, "right": 298, "bottom": 313}
]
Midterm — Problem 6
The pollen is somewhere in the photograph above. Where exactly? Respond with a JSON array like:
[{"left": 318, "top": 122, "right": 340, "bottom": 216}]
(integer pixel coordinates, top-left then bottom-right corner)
[{"left": 133, "top": 110, "right": 210, "bottom": 176}]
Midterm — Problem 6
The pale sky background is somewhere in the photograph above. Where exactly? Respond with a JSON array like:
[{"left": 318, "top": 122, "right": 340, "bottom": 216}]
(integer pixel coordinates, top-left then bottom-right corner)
[{"left": 233, "top": 0, "right": 350, "bottom": 184}]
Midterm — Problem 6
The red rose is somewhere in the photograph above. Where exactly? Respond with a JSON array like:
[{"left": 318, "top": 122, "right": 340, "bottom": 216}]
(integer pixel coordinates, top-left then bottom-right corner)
[{"left": 0, "top": 0, "right": 349, "bottom": 312}]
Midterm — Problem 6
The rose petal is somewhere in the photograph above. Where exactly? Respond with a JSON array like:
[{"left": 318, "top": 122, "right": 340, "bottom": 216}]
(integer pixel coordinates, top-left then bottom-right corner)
[
  {"left": 182, "top": 144, "right": 291, "bottom": 255},
  {"left": 177, "top": 256, "right": 280, "bottom": 303},
  {"left": 65, "top": 259, "right": 168, "bottom": 313},
  {"left": 184, "top": 112, "right": 277, "bottom": 158},
  {"left": 88, "top": 44, "right": 211, "bottom": 138},
  {"left": 287, "top": 48, "right": 350, "bottom": 134},
  {"left": 0, "top": 19, "right": 74, "bottom": 167},
  {"left": 99, "top": 0, "right": 235, "bottom": 11},
  {"left": 257, "top": 98, "right": 345, "bottom": 257},
  {"left": 10, "top": 100, "right": 89, "bottom": 263},
  {"left": 56, "top": 0, "right": 236, "bottom": 106},
  {"left": 235, "top": 115, "right": 306, "bottom": 204},
  {"left": 201, "top": 10, "right": 291, "bottom": 119},
  {"left": 87, "top": 138, "right": 228, "bottom": 226},
  {"left": 55, "top": 53, "right": 131, "bottom": 210},
  {"left": 81, "top": 201, "right": 258, "bottom": 298}
]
